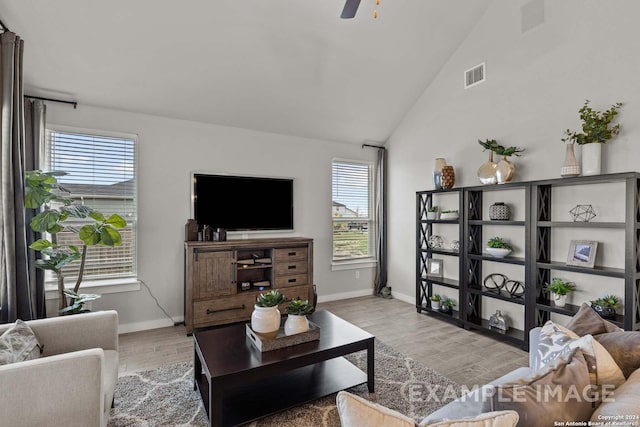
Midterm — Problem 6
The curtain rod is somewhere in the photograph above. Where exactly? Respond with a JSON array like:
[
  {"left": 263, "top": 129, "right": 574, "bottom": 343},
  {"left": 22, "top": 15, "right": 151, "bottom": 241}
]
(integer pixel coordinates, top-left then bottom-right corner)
[
  {"left": 25, "top": 95, "right": 77, "bottom": 109},
  {"left": 362, "top": 143, "right": 385, "bottom": 149}
]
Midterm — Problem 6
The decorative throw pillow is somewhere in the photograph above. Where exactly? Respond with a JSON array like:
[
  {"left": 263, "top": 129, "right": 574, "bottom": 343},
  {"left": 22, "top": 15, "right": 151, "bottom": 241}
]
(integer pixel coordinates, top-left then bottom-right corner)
[
  {"left": 491, "top": 349, "right": 595, "bottom": 425},
  {"left": 591, "top": 367, "right": 640, "bottom": 420},
  {"left": 565, "top": 303, "right": 622, "bottom": 337},
  {"left": 336, "top": 391, "right": 416, "bottom": 427},
  {"left": 536, "top": 321, "right": 625, "bottom": 388},
  {"left": 0, "top": 319, "right": 43, "bottom": 365},
  {"left": 594, "top": 331, "right": 640, "bottom": 378},
  {"left": 420, "top": 411, "right": 519, "bottom": 427}
]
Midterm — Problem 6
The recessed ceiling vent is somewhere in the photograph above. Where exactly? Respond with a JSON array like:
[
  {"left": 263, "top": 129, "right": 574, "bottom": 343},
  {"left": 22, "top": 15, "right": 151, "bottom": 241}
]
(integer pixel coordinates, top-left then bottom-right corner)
[{"left": 464, "top": 62, "right": 485, "bottom": 89}]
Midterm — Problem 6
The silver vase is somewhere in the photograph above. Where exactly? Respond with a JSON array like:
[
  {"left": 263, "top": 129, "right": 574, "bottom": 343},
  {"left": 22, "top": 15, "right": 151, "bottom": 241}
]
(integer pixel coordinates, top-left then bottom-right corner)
[
  {"left": 495, "top": 156, "right": 515, "bottom": 184},
  {"left": 477, "top": 152, "right": 497, "bottom": 184}
]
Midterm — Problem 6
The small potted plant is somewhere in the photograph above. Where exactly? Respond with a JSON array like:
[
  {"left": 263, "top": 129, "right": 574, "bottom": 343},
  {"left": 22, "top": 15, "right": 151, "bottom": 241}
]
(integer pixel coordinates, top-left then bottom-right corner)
[
  {"left": 486, "top": 237, "right": 513, "bottom": 258},
  {"left": 440, "top": 210, "right": 459, "bottom": 220},
  {"left": 284, "top": 298, "right": 313, "bottom": 336},
  {"left": 440, "top": 297, "right": 456, "bottom": 314},
  {"left": 251, "top": 289, "right": 286, "bottom": 338},
  {"left": 429, "top": 294, "right": 441, "bottom": 311},
  {"left": 427, "top": 206, "right": 439, "bottom": 220},
  {"left": 544, "top": 278, "right": 576, "bottom": 307},
  {"left": 591, "top": 294, "right": 620, "bottom": 319},
  {"left": 562, "top": 100, "right": 623, "bottom": 176}
]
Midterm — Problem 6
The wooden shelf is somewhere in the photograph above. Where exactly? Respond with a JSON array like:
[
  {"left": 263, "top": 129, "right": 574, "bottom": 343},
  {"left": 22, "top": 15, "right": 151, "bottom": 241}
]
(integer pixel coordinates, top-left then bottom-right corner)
[
  {"left": 422, "top": 277, "right": 459, "bottom": 289},
  {"left": 536, "top": 261, "right": 625, "bottom": 278},
  {"left": 469, "top": 220, "right": 526, "bottom": 226},
  {"left": 419, "top": 306, "right": 460, "bottom": 324},
  {"left": 238, "top": 264, "right": 273, "bottom": 270},
  {"left": 423, "top": 248, "right": 460, "bottom": 256},
  {"left": 468, "top": 254, "right": 526, "bottom": 265},
  {"left": 468, "top": 286, "right": 525, "bottom": 305},
  {"left": 465, "top": 319, "right": 526, "bottom": 345},
  {"left": 537, "top": 221, "right": 624, "bottom": 229},
  {"left": 420, "top": 219, "right": 459, "bottom": 224},
  {"left": 535, "top": 302, "right": 624, "bottom": 327}
]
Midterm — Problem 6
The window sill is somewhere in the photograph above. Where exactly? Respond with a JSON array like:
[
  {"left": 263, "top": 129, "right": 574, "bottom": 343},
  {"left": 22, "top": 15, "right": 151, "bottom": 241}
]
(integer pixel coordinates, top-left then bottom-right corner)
[
  {"left": 44, "top": 278, "right": 141, "bottom": 300},
  {"left": 331, "top": 259, "right": 378, "bottom": 271}
]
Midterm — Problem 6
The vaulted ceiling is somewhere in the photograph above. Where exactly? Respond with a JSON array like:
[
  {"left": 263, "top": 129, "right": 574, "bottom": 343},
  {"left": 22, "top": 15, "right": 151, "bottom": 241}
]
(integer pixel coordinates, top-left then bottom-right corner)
[{"left": 0, "top": 0, "right": 490, "bottom": 144}]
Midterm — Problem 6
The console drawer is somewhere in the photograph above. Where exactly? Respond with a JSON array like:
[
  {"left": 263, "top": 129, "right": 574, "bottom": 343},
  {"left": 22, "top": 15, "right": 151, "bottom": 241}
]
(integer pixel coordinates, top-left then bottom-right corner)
[
  {"left": 193, "top": 295, "right": 253, "bottom": 326},
  {"left": 281, "top": 285, "right": 312, "bottom": 303},
  {"left": 275, "top": 260, "right": 308, "bottom": 276},
  {"left": 274, "top": 248, "right": 308, "bottom": 262},
  {"left": 275, "top": 273, "right": 308, "bottom": 288}
]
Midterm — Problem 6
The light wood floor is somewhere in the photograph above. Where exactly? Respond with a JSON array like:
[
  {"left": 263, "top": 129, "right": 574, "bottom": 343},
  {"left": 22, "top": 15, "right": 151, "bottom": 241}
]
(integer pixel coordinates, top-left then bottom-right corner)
[{"left": 118, "top": 296, "right": 529, "bottom": 388}]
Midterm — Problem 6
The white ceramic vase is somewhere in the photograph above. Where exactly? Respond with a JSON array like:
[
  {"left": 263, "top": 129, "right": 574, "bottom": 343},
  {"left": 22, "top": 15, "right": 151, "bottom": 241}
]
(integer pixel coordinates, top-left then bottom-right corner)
[
  {"left": 284, "top": 314, "right": 309, "bottom": 336},
  {"left": 560, "top": 143, "right": 581, "bottom": 177},
  {"left": 427, "top": 211, "right": 438, "bottom": 220},
  {"left": 551, "top": 293, "right": 567, "bottom": 307},
  {"left": 581, "top": 143, "right": 602, "bottom": 176},
  {"left": 251, "top": 305, "right": 281, "bottom": 338},
  {"left": 430, "top": 301, "right": 441, "bottom": 311}
]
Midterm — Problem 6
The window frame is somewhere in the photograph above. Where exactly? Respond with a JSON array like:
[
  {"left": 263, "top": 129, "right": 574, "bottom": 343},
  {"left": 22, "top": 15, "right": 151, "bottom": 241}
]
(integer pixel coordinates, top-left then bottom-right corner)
[
  {"left": 42, "top": 124, "right": 139, "bottom": 290},
  {"left": 331, "top": 158, "right": 376, "bottom": 264}
]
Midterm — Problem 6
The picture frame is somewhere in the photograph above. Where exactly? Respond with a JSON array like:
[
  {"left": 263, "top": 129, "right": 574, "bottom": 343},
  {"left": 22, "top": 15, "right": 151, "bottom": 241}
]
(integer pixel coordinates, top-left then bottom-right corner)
[
  {"left": 566, "top": 240, "right": 598, "bottom": 268},
  {"left": 427, "top": 259, "right": 443, "bottom": 277}
]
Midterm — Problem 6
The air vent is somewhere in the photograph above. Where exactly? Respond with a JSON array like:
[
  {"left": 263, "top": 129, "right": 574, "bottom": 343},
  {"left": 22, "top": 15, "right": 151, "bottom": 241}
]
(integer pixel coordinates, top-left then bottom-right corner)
[{"left": 464, "top": 62, "right": 485, "bottom": 89}]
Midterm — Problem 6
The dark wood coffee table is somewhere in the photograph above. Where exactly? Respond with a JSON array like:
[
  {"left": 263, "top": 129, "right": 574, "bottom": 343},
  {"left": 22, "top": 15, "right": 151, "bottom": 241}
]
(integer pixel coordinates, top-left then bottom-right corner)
[{"left": 193, "top": 310, "right": 374, "bottom": 427}]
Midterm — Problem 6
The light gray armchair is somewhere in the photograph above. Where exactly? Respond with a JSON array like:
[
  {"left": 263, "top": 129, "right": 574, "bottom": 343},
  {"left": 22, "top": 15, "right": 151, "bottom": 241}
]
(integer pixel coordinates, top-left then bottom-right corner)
[{"left": 0, "top": 310, "right": 119, "bottom": 427}]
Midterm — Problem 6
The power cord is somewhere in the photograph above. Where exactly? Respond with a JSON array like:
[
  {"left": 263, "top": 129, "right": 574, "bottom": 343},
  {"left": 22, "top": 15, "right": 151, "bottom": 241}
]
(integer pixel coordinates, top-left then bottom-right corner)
[{"left": 140, "top": 279, "right": 183, "bottom": 326}]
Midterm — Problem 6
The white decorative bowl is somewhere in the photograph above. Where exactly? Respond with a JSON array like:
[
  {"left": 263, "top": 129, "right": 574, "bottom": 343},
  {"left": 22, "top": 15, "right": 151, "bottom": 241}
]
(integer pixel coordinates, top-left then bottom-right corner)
[
  {"left": 440, "top": 213, "right": 459, "bottom": 220},
  {"left": 486, "top": 247, "right": 512, "bottom": 258}
]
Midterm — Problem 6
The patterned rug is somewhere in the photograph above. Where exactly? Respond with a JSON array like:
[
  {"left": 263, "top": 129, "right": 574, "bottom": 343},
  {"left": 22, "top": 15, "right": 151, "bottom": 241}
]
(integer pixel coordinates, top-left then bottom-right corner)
[{"left": 108, "top": 339, "right": 459, "bottom": 426}]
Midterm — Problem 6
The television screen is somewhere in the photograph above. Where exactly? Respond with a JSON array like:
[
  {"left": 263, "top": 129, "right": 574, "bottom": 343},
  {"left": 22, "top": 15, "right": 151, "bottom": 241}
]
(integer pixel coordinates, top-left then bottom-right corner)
[{"left": 193, "top": 174, "right": 294, "bottom": 231}]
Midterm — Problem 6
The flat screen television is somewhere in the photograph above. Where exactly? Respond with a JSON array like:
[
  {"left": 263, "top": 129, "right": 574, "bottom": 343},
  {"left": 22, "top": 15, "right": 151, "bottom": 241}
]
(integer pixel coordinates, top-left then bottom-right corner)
[{"left": 193, "top": 173, "right": 294, "bottom": 231}]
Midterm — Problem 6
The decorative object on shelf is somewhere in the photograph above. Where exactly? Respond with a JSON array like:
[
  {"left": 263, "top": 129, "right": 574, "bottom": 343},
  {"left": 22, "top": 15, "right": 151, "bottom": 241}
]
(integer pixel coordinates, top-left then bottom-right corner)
[
  {"left": 505, "top": 280, "right": 525, "bottom": 298},
  {"left": 426, "top": 259, "right": 443, "bottom": 277},
  {"left": 569, "top": 205, "right": 596, "bottom": 222},
  {"left": 441, "top": 165, "right": 455, "bottom": 189},
  {"left": 544, "top": 278, "right": 576, "bottom": 307},
  {"left": 241, "top": 281, "right": 251, "bottom": 291},
  {"left": 489, "top": 202, "right": 511, "bottom": 221},
  {"left": 251, "top": 290, "right": 286, "bottom": 339},
  {"left": 439, "top": 297, "right": 456, "bottom": 314},
  {"left": 477, "top": 151, "right": 498, "bottom": 185},
  {"left": 185, "top": 219, "right": 199, "bottom": 241},
  {"left": 433, "top": 158, "right": 446, "bottom": 190},
  {"left": 483, "top": 273, "right": 508, "bottom": 291},
  {"left": 245, "top": 321, "right": 320, "bottom": 352},
  {"left": 591, "top": 294, "right": 620, "bottom": 319},
  {"left": 486, "top": 237, "right": 513, "bottom": 258},
  {"left": 427, "top": 206, "right": 439, "bottom": 220},
  {"left": 560, "top": 142, "right": 581, "bottom": 177},
  {"left": 450, "top": 240, "right": 460, "bottom": 252},
  {"left": 440, "top": 210, "right": 459, "bottom": 220},
  {"left": 427, "top": 235, "right": 444, "bottom": 249},
  {"left": 477, "top": 139, "right": 525, "bottom": 184},
  {"left": 429, "top": 294, "right": 441, "bottom": 311},
  {"left": 566, "top": 240, "right": 598, "bottom": 268},
  {"left": 212, "top": 227, "right": 227, "bottom": 241},
  {"left": 489, "top": 310, "right": 508, "bottom": 333},
  {"left": 284, "top": 299, "right": 313, "bottom": 336},
  {"left": 562, "top": 100, "right": 624, "bottom": 176}
]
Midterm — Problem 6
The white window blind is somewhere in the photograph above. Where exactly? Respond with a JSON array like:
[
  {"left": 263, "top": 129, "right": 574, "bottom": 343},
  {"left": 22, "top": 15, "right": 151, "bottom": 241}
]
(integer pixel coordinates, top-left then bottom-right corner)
[
  {"left": 332, "top": 160, "right": 374, "bottom": 260},
  {"left": 45, "top": 129, "right": 137, "bottom": 283}
]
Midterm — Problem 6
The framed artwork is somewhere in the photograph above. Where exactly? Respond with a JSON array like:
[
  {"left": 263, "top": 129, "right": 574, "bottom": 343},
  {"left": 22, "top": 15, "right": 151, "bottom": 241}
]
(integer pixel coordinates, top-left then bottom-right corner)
[
  {"left": 566, "top": 240, "right": 598, "bottom": 268},
  {"left": 427, "top": 259, "right": 443, "bottom": 277}
]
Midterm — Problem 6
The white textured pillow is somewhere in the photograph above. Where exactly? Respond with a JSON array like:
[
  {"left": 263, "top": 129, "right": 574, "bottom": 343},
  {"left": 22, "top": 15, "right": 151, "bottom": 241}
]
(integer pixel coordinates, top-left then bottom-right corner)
[
  {"left": 422, "top": 411, "right": 519, "bottom": 427},
  {"left": 0, "top": 319, "right": 43, "bottom": 365},
  {"left": 336, "top": 391, "right": 416, "bottom": 427},
  {"left": 537, "top": 321, "right": 625, "bottom": 387}
]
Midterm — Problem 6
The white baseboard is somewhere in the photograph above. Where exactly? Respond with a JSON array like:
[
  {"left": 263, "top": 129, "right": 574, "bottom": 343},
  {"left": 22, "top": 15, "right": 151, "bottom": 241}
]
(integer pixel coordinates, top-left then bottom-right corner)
[
  {"left": 118, "top": 315, "right": 184, "bottom": 334},
  {"left": 391, "top": 290, "right": 415, "bottom": 305},
  {"left": 317, "top": 289, "right": 373, "bottom": 303}
]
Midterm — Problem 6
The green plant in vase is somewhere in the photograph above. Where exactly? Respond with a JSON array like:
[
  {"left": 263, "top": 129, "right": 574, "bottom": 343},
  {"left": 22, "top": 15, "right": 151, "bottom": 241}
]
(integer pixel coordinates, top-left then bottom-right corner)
[
  {"left": 427, "top": 206, "right": 439, "bottom": 220},
  {"left": 486, "top": 237, "right": 513, "bottom": 258},
  {"left": 544, "top": 278, "right": 576, "bottom": 307},
  {"left": 478, "top": 139, "right": 525, "bottom": 184},
  {"left": 285, "top": 298, "right": 313, "bottom": 336},
  {"left": 429, "top": 294, "right": 441, "bottom": 310},
  {"left": 440, "top": 297, "right": 456, "bottom": 314},
  {"left": 256, "top": 289, "right": 286, "bottom": 307},
  {"left": 591, "top": 294, "right": 620, "bottom": 320}
]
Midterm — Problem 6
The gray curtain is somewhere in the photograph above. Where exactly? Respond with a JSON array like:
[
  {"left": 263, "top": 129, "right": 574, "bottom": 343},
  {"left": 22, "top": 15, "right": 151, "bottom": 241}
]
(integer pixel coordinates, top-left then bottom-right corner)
[
  {"left": 373, "top": 147, "right": 388, "bottom": 297},
  {"left": 0, "top": 31, "right": 46, "bottom": 322}
]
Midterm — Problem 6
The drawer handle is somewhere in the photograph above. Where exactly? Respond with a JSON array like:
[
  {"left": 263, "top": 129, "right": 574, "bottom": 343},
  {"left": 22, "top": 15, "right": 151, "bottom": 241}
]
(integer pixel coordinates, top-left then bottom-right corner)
[
  {"left": 288, "top": 252, "right": 297, "bottom": 256},
  {"left": 288, "top": 278, "right": 297, "bottom": 283},
  {"left": 287, "top": 265, "right": 296, "bottom": 270},
  {"left": 206, "top": 304, "right": 245, "bottom": 315}
]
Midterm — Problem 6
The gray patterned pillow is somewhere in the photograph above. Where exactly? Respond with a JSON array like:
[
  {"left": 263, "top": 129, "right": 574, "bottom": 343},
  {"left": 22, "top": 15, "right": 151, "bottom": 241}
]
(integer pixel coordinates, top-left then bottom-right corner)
[{"left": 0, "top": 319, "right": 43, "bottom": 365}]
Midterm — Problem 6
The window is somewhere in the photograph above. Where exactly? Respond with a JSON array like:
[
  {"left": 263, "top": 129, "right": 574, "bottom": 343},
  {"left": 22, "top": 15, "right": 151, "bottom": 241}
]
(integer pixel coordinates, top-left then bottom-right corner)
[
  {"left": 44, "top": 127, "right": 137, "bottom": 284},
  {"left": 332, "top": 160, "right": 374, "bottom": 261}
]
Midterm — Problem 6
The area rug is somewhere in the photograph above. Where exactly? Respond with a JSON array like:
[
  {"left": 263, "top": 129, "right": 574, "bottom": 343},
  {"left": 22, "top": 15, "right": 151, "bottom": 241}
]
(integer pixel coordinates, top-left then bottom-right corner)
[{"left": 108, "top": 339, "right": 459, "bottom": 426}]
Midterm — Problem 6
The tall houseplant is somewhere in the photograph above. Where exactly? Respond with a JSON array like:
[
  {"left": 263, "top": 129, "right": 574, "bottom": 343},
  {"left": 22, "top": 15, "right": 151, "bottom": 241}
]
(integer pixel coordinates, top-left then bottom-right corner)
[
  {"left": 562, "top": 100, "right": 623, "bottom": 175},
  {"left": 25, "top": 170, "right": 126, "bottom": 314}
]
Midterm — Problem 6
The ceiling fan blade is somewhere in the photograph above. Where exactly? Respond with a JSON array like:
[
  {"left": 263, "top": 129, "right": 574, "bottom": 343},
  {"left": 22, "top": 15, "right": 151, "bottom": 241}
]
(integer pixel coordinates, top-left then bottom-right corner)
[{"left": 340, "top": 0, "right": 361, "bottom": 19}]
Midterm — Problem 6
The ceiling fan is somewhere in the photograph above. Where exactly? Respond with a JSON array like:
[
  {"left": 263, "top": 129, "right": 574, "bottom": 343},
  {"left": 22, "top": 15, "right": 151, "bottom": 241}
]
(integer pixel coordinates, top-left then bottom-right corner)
[{"left": 340, "top": 0, "right": 361, "bottom": 18}]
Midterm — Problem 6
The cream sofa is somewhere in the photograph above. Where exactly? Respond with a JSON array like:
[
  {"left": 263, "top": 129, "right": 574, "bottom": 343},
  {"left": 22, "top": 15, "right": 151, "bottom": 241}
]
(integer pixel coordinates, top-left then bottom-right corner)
[{"left": 0, "top": 310, "right": 119, "bottom": 427}]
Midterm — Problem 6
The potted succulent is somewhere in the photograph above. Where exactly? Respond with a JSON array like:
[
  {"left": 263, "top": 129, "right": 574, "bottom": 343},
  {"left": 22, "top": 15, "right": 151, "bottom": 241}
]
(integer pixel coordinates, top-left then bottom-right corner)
[
  {"left": 251, "top": 289, "right": 286, "bottom": 338},
  {"left": 486, "top": 237, "right": 513, "bottom": 258},
  {"left": 440, "top": 297, "right": 456, "bottom": 314},
  {"left": 591, "top": 294, "right": 621, "bottom": 319},
  {"left": 284, "top": 298, "right": 314, "bottom": 336},
  {"left": 544, "top": 278, "right": 576, "bottom": 307},
  {"left": 478, "top": 139, "right": 525, "bottom": 184},
  {"left": 429, "top": 294, "right": 442, "bottom": 311},
  {"left": 427, "top": 206, "right": 439, "bottom": 220},
  {"left": 562, "top": 100, "right": 623, "bottom": 176},
  {"left": 440, "top": 210, "right": 459, "bottom": 220}
]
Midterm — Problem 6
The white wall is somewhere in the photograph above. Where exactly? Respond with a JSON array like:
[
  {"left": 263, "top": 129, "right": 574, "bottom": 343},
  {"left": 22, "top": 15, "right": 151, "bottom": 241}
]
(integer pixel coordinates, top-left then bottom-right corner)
[
  {"left": 46, "top": 104, "right": 376, "bottom": 332},
  {"left": 387, "top": 0, "right": 640, "bottom": 316}
]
